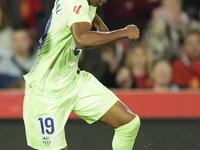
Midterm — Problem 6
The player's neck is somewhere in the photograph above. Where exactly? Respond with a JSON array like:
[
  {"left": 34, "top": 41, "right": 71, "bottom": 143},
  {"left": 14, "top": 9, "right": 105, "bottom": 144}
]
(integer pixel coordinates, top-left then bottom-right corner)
[{"left": 87, "top": 0, "right": 90, "bottom": 5}]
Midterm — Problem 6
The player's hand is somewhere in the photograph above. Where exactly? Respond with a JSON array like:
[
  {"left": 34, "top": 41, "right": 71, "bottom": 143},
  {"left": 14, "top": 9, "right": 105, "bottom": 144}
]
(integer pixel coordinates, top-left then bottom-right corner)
[{"left": 124, "top": 25, "right": 140, "bottom": 41}]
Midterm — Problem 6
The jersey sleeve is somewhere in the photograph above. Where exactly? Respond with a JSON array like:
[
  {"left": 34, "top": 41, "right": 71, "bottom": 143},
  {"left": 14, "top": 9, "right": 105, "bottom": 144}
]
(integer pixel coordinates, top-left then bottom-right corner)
[{"left": 65, "top": 0, "right": 93, "bottom": 28}]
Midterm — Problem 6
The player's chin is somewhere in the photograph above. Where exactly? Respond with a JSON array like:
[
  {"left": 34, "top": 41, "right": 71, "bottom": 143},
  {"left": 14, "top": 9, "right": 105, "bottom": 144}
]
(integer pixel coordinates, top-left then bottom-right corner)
[{"left": 98, "top": 2, "right": 103, "bottom": 6}]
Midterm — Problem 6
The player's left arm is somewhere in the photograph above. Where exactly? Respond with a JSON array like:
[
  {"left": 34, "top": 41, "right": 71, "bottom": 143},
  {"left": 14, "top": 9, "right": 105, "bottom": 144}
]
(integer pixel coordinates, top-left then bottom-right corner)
[{"left": 93, "top": 14, "right": 109, "bottom": 32}]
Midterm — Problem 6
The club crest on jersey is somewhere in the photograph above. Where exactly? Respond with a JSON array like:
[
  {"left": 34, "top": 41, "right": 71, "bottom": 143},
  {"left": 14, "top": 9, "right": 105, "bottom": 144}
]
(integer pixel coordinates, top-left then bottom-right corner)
[
  {"left": 43, "top": 136, "right": 51, "bottom": 145},
  {"left": 73, "top": 5, "right": 82, "bottom": 14},
  {"left": 74, "top": 47, "right": 81, "bottom": 56}
]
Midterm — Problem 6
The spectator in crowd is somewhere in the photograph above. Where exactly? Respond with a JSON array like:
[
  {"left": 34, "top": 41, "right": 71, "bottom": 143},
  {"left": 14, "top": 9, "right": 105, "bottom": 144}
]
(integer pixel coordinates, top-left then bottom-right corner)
[
  {"left": 79, "top": 48, "right": 107, "bottom": 83},
  {"left": 20, "top": 0, "right": 42, "bottom": 30},
  {"left": 99, "top": 42, "right": 120, "bottom": 88},
  {"left": 116, "top": 44, "right": 153, "bottom": 88},
  {"left": 20, "top": 0, "right": 46, "bottom": 42},
  {"left": 143, "top": 0, "right": 189, "bottom": 61},
  {"left": 0, "top": 0, "right": 13, "bottom": 58},
  {"left": 115, "top": 66, "right": 136, "bottom": 89},
  {"left": 0, "top": 27, "right": 37, "bottom": 89},
  {"left": 105, "top": 0, "right": 160, "bottom": 33},
  {"left": 172, "top": 31, "right": 200, "bottom": 88},
  {"left": 152, "top": 59, "right": 179, "bottom": 92},
  {"left": 183, "top": 0, "right": 200, "bottom": 32},
  {"left": 79, "top": 40, "right": 127, "bottom": 88},
  {"left": 183, "top": 0, "right": 200, "bottom": 21},
  {"left": 20, "top": 0, "right": 55, "bottom": 41},
  {"left": 5, "top": 0, "right": 54, "bottom": 42}
]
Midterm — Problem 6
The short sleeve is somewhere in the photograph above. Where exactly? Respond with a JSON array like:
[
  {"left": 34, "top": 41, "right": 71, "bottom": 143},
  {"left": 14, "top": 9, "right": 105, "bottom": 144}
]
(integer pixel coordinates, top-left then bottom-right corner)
[{"left": 65, "top": 0, "right": 92, "bottom": 28}]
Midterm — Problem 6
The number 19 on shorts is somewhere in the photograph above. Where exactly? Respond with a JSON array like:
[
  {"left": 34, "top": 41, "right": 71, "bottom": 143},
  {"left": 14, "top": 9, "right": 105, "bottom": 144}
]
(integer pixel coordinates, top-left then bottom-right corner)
[{"left": 38, "top": 118, "right": 55, "bottom": 135}]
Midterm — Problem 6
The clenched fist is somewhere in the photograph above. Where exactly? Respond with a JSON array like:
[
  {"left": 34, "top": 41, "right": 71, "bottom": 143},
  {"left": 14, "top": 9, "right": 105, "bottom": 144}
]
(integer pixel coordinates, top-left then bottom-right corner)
[{"left": 124, "top": 25, "right": 140, "bottom": 41}]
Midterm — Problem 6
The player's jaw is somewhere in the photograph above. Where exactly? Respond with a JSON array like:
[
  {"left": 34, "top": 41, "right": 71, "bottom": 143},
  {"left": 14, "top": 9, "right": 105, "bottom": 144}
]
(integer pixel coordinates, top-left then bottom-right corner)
[
  {"left": 98, "top": 0, "right": 106, "bottom": 6},
  {"left": 88, "top": 0, "right": 106, "bottom": 7}
]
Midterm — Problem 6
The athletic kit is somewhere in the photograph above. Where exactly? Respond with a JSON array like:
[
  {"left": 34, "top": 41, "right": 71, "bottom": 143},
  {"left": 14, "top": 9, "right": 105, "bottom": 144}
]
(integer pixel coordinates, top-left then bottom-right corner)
[
  {"left": 23, "top": 0, "right": 141, "bottom": 149},
  {"left": 23, "top": 0, "right": 119, "bottom": 149}
]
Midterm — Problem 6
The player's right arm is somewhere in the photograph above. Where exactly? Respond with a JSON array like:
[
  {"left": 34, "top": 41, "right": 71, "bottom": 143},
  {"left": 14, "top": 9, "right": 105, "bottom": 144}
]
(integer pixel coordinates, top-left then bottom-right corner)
[{"left": 70, "top": 22, "right": 139, "bottom": 49}]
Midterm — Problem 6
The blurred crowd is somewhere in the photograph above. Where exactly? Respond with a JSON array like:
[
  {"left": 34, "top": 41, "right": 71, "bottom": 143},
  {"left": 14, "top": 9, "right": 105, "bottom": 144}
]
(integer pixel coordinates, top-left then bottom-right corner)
[{"left": 0, "top": 0, "right": 200, "bottom": 92}]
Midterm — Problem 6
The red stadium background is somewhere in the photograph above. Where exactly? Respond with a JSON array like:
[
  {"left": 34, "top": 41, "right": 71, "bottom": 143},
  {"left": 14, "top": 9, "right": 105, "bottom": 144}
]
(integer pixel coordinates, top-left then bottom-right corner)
[
  {"left": 1, "top": 90, "right": 200, "bottom": 150},
  {"left": 1, "top": 90, "right": 200, "bottom": 119}
]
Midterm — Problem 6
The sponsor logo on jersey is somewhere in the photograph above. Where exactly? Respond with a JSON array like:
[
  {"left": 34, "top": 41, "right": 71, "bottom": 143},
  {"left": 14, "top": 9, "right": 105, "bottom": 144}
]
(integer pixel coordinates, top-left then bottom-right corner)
[
  {"left": 74, "top": 47, "right": 81, "bottom": 56},
  {"left": 43, "top": 136, "right": 51, "bottom": 145},
  {"left": 73, "top": 5, "right": 82, "bottom": 14}
]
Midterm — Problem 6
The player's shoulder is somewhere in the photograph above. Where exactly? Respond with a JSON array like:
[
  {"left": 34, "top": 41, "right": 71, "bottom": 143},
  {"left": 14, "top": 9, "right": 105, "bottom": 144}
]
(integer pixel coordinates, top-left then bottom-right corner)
[
  {"left": 66, "top": 0, "right": 91, "bottom": 16},
  {"left": 64, "top": 0, "right": 88, "bottom": 5},
  {"left": 67, "top": 0, "right": 89, "bottom": 8}
]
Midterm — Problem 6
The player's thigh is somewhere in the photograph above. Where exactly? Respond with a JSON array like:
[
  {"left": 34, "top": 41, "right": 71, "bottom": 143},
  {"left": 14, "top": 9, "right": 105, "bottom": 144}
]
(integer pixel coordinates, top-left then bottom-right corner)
[
  {"left": 23, "top": 86, "right": 74, "bottom": 150},
  {"left": 73, "top": 73, "right": 119, "bottom": 125},
  {"left": 99, "top": 100, "right": 137, "bottom": 128}
]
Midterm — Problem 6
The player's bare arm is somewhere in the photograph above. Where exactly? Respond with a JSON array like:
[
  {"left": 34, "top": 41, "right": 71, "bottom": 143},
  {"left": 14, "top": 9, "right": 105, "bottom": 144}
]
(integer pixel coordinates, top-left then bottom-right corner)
[
  {"left": 93, "top": 14, "right": 109, "bottom": 32},
  {"left": 70, "top": 22, "right": 140, "bottom": 49}
]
